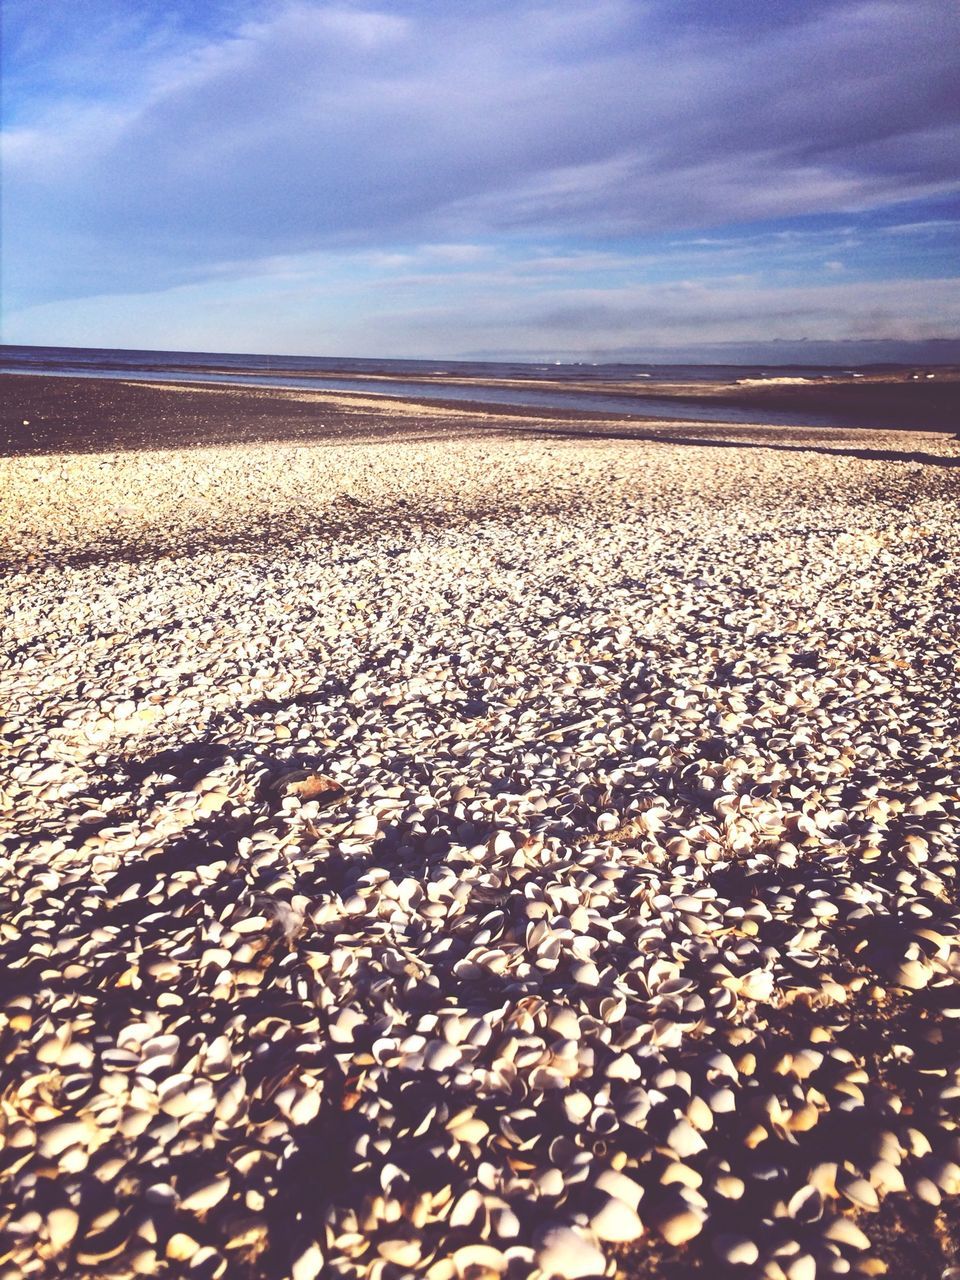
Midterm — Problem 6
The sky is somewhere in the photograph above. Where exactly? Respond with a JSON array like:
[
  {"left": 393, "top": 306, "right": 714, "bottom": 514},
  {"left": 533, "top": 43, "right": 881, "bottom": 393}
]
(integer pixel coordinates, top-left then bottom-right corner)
[{"left": 2, "top": 0, "right": 959, "bottom": 362}]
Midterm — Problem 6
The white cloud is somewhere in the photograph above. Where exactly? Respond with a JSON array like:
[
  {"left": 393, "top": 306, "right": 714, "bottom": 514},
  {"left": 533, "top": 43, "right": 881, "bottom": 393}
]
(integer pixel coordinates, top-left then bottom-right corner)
[{"left": 3, "top": 0, "right": 959, "bottom": 312}]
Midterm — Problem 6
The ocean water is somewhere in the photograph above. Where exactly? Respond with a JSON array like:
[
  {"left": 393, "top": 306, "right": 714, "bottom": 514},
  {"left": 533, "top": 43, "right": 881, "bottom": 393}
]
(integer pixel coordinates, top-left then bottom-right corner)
[{"left": 0, "top": 343, "right": 909, "bottom": 428}]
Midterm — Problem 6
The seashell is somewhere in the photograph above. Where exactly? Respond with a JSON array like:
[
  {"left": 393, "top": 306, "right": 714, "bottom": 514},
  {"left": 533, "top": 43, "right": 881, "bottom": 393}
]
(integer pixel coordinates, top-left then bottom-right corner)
[
  {"left": 38, "top": 1119, "right": 96, "bottom": 1158},
  {"left": 180, "top": 1176, "right": 230, "bottom": 1213},
  {"left": 167, "top": 1232, "right": 200, "bottom": 1262},
  {"left": 786, "top": 1185, "right": 822, "bottom": 1222},
  {"left": 424, "top": 1041, "right": 461, "bottom": 1072},
  {"left": 714, "top": 1235, "right": 759, "bottom": 1267},
  {"left": 786, "top": 1255, "right": 817, "bottom": 1280},
  {"left": 291, "top": 1242, "right": 325, "bottom": 1280},
  {"left": 839, "top": 1176, "right": 878, "bottom": 1212},
  {"left": 536, "top": 1226, "right": 605, "bottom": 1279},
  {"left": 661, "top": 1162, "right": 701, "bottom": 1190},
  {"left": 378, "top": 1238, "right": 421, "bottom": 1266},
  {"left": 452, "top": 1244, "right": 507, "bottom": 1277},
  {"left": 930, "top": 1161, "right": 960, "bottom": 1195},
  {"left": 666, "top": 1118, "right": 707, "bottom": 1159},
  {"left": 869, "top": 1159, "right": 905, "bottom": 1195},
  {"left": 606, "top": 1053, "right": 641, "bottom": 1081},
  {"left": 589, "top": 1195, "right": 643, "bottom": 1242},
  {"left": 449, "top": 1116, "right": 490, "bottom": 1144},
  {"left": 713, "top": 1173, "right": 745, "bottom": 1200},
  {"left": 888, "top": 959, "right": 932, "bottom": 990},
  {"left": 913, "top": 1176, "right": 941, "bottom": 1206},
  {"left": 823, "top": 1217, "right": 871, "bottom": 1251},
  {"left": 46, "top": 1207, "right": 79, "bottom": 1253},
  {"left": 652, "top": 1203, "right": 703, "bottom": 1246},
  {"left": 158, "top": 1076, "right": 215, "bottom": 1117},
  {"left": 564, "top": 1092, "right": 592, "bottom": 1124},
  {"left": 594, "top": 1169, "right": 643, "bottom": 1210},
  {"left": 449, "top": 1189, "right": 486, "bottom": 1230},
  {"left": 76, "top": 1219, "right": 131, "bottom": 1265}
]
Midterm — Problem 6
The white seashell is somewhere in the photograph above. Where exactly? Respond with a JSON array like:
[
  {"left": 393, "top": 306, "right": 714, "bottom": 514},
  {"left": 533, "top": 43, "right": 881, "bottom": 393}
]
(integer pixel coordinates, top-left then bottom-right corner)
[
  {"left": 291, "top": 1241, "right": 325, "bottom": 1280},
  {"left": 595, "top": 1169, "right": 643, "bottom": 1210},
  {"left": 869, "top": 1159, "right": 905, "bottom": 1195},
  {"left": 666, "top": 1118, "right": 707, "bottom": 1159},
  {"left": 931, "top": 1161, "right": 960, "bottom": 1195},
  {"left": 536, "top": 1226, "right": 605, "bottom": 1279},
  {"left": 38, "top": 1120, "right": 94, "bottom": 1158},
  {"left": 786, "top": 1255, "right": 817, "bottom": 1280},
  {"left": 158, "top": 1077, "right": 215, "bottom": 1117},
  {"left": 46, "top": 1207, "right": 79, "bottom": 1252},
  {"left": 606, "top": 1053, "right": 641, "bottom": 1081},
  {"left": 570, "top": 961, "right": 600, "bottom": 987},
  {"left": 449, "top": 1116, "right": 489, "bottom": 1144},
  {"left": 824, "top": 1218, "right": 871, "bottom": 1251},
  {"left": 590, "top": 1195, "right": 643, "bottom": 1243},
  {"left": 378, "top": 1238, "right": 421, "bottom": 1266},
  {"left": 654, "top": 1205, "right": 703, "bottom": 1246},
  {"left": 449, "top": 1189, "right": 486, "bottom": 1229},
  {"left": 714, "top": 1235, "right": 759, "bottom": 1267},
  {"left": 889, "top": 959, "right": 932, "bottom": 990},
  {"left": 713, "top": 1173, "right": 745, "bottom": 1200},
  {"left": 180, "top": 1177, "right": 230, "bottom": 1213},
  {"left": 661, "top": 1162, "right": 701, "bottom": 1190},
  {"left": 564, "top": 1092, "right": 592, "bottom": 1124},
  {"left": 166, "top": 1232, "right": 200, "bottom": 1261},
  {"left": 840, "top": 1177, "right": 878, "bottom": 1211},
  {"left": 913, "top": 1176, "right": 941, "bottom": 1206},
  {"left": 452, "top": 1244, "right": 507, "bottom": 1277},
  {"left": 424, "top": 1041, "right": 461, "bottom": 1072}
]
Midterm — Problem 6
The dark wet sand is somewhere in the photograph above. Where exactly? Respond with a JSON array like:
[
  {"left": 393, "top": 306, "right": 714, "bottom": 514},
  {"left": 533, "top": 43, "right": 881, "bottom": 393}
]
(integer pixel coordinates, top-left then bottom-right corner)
[{"left": 2, "top": 372, "right": 959, "bottom": 459}]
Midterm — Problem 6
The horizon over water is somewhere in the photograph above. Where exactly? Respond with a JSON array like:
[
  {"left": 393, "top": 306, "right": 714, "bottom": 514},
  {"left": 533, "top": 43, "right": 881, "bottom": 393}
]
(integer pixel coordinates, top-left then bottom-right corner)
[{"left": 1, "top": 342, "right": 953, "bottom": 429}]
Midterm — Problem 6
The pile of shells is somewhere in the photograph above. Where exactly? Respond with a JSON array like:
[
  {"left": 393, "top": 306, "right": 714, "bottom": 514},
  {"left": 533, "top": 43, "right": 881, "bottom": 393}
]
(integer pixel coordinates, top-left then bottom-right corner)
[{"left": 1, "top": 412, "right": 959, "bottom": 1279}]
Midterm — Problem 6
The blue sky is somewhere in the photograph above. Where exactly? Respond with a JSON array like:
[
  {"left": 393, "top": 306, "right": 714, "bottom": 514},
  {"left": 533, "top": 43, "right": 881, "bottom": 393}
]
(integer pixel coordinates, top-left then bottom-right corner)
[{"left": 2, "top": 0, "right": 959, "bottom": 360}]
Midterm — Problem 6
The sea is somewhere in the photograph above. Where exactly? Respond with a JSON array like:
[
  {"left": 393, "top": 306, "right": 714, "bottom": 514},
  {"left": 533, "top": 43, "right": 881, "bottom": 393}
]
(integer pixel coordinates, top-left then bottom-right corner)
[{"left": 0, "top": 343, "right": 919, "bottom": 428}]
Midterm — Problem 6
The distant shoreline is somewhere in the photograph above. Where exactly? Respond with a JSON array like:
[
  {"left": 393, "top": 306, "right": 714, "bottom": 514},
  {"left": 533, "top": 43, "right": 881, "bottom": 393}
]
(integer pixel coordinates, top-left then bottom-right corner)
[
  {"left": 3, "top": 364, "right": 959, "bottom": 437},
  {"left": 3, "top": 371, "right": 959, "bottom": 461}
]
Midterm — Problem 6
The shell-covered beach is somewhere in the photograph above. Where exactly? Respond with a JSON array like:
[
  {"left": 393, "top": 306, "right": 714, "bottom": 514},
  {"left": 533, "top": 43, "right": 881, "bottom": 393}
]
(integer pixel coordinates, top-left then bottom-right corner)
[{"left": 2, "top": 377, "right": 960, "bottom": 1279}]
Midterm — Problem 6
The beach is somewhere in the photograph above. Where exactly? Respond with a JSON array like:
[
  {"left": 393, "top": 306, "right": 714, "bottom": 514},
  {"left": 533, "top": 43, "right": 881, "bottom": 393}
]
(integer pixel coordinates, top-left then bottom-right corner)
[{"left": 2, "top": 376, "right": 960, "bottom": 1279}]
